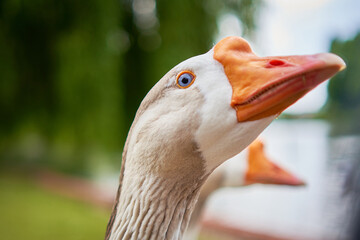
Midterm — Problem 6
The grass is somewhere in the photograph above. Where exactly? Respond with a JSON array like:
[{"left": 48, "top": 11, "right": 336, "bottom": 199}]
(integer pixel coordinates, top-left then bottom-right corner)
[{"left": 0, "top": 172, "right": 110, "bottom": 240}]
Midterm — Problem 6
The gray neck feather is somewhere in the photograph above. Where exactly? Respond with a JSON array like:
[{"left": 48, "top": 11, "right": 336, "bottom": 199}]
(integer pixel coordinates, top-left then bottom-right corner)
[{"left": 109, "top": 174, "right": 206, "bottom": 240}]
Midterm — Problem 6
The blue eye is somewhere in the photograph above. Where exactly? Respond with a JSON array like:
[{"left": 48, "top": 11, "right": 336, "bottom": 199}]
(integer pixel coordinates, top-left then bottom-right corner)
[{"left": 176, "top": 71, "right": 195, "bottom": 88}]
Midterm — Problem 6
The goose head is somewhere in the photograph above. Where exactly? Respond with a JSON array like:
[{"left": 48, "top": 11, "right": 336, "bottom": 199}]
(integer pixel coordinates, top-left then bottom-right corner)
[
  {"left": 106, "top": 36, "right": 345, "bottom": 240},
  {"left": 127, "top": 36, "right": 345, "bottom": 175}
]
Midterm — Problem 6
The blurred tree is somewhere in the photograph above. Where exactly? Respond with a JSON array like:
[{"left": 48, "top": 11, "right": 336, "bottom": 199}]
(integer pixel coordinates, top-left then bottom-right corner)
[
  {"left": 0, "top": 0, "right": 74, "bottom": 169},
  {"left": 120, "top": 0, "right": 153, "bottom": 131},
  {"left": 0, "top": 0, "right": 124, "bottom": 173},
  {"left": 0, "top": 0, "right": 66, "bottom": 139},
  {"left": 52, "top": 0, "right": 124, "bottom": 172},
  {"left": 326, "top": 32, "right": 360, "bottom": 135}
]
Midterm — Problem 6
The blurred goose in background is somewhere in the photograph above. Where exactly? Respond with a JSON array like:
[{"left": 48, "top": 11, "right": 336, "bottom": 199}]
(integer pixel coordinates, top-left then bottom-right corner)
[
  {"left": 245, "top": 139, "right": 304, "bottom": 186},
  {"left": 105, "top": 36, "right": 345, "bottom": 240},
  {"left": 184, "top": 139, "right": 304, "bottom": 240}
]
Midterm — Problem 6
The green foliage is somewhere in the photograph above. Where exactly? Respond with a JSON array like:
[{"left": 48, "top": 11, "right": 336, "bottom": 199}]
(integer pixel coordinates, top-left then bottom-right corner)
[
  {"left": 326, "top": 32, "right": 360, "bottom": 135},
  {"left": 52, "top": 0, "right": 124, "bottom": 172},
  {"left": 0, "top": 0, "right": 124, "bottom": 172},
  {"left": 0, "top": 173, "right": 109, "bottom": 240}
]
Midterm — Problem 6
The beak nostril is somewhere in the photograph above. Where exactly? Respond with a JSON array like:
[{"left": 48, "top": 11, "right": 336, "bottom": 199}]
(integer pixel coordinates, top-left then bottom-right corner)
[{"left": 269, "top": 59, "right": 286, "bottom": 66}]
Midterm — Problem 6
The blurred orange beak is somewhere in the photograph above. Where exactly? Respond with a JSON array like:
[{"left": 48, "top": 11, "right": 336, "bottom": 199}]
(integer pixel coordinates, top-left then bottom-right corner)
[
  {"left": 214, "top": 36, "right": 346, "bottom": 122},
  {"left": 245, "top": 139, "right": 305, "bottom": 186}
]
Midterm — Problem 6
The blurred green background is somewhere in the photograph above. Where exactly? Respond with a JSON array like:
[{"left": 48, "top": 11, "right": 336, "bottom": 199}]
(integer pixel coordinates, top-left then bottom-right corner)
[{"left": 0, "top": 0, "right": 360, "bottom": 239}]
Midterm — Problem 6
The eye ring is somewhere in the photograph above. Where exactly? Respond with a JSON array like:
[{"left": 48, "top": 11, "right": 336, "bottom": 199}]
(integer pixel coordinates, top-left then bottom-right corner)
[{"left": 176, "top": 71, "right": 196, "bottom": 89}]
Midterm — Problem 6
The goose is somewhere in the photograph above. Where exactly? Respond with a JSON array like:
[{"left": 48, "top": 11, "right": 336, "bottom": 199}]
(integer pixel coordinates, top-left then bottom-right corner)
[
  {"left": 105, "top": 36, "right": 345, "bottom": 240},
  {"left": 244, "top": 139, "right": 305, "bottom": 186},
  {"left": 184, "top": 139, "right": 305, "bottom": 240}
]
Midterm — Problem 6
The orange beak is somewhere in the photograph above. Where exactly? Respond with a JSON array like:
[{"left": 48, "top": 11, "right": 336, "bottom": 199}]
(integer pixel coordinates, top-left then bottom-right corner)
[
  {"left": 245, "top": 139, "right": 305, "bottom": 186},
  {"left": 214, "top": 36, "right": 346, "bottom": 122}
]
